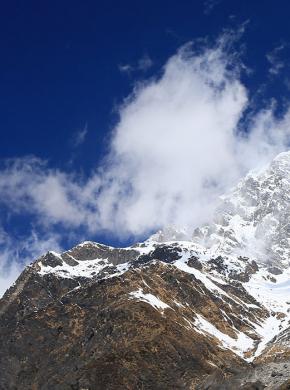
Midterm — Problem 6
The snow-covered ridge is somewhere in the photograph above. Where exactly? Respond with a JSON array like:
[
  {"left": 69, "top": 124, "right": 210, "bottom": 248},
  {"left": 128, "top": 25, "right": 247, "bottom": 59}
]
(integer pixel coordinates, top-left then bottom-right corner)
[
  {"left": 38, "top": 255, "right": 130, "bottom": 280},
  {"left": 36, "top": 238, "right": 290, "bottom": 361}
]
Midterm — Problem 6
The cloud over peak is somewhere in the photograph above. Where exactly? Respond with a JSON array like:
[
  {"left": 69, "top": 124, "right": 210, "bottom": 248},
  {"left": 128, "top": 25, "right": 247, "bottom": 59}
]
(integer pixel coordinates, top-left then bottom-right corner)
[{"left": 1, "top": 35, "right": 290, "bottom": 294}]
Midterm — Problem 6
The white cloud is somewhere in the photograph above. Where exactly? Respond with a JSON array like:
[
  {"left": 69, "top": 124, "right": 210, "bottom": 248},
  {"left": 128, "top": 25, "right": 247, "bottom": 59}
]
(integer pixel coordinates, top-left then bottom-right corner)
[
  {"left": 70, "top": 123, "right": 88, "bottom": 148},
  {"left": 137, "top": 54, "right": 153, "bottom": 71},
  {"left": 0, "top": 226, "right": 62, "bottom": 297},
  {"left": 118, "top": 63, "right": 133, "bottom": 74},
  {"left": 1, "top": 35, "right": 290, "bottom": 295},
  {"left": 204, "top": 0, "right": 222, "bottom": 15},
  {"left": 119, "top": 54, "right": 153, "bottom": 75},
  {"left": 266, "top": 44, "right": 285, "bottom": 75}
]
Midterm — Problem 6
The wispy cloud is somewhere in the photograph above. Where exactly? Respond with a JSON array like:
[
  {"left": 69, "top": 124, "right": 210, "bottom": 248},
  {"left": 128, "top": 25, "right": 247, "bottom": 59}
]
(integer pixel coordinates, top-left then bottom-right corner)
[
  {"left": 0, "top": 225, "right": 62, "bottom": 297},
  {"left": 118, "top": 64, "right": 133, "bottom": 74},
  {"left": 204, "top": 0, "right": 222, "bottom": 15},
  {"left": 119, "top": 54, "right": 153, "bottom": 75},
  {"left": 137, "top": 54, "right": 153, "bottom": 71},
  {"left": 70, "top": 123, "right": 88, "bottom": 148},
  {"left": 266, "top": 44, "right": 285, "bottom": 75}
]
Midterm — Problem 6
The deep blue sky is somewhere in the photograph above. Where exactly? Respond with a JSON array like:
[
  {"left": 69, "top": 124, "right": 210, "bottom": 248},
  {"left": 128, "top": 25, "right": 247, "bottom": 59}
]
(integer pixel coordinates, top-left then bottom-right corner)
[
  {"left": 2, "top": 1, "right": 290, "bottom": 171},
  {"left": 2, "top": 0, "right": 290, "bottom": 249}
]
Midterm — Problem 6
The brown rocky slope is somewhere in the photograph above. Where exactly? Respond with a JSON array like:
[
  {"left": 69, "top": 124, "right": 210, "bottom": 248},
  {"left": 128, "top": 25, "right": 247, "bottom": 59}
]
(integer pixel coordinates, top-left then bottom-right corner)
[{"left": 1, "top": 241, "right": 290, "bottom": 389}]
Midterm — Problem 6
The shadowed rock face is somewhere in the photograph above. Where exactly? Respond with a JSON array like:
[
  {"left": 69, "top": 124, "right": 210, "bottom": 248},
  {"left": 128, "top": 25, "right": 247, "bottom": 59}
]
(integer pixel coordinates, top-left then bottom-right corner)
[{"left": 2, "top": 240, "right": 290, "bottom": 389}]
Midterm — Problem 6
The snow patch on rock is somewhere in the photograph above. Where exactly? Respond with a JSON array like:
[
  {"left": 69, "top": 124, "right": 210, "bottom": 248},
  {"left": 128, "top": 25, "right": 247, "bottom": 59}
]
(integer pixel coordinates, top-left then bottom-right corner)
[{"left": 129, "top": 288, "right": 170, "bottom": 311}]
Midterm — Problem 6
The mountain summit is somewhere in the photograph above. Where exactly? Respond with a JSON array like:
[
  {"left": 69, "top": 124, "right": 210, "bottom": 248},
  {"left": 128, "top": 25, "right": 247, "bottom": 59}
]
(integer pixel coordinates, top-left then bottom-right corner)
[
  {"left": 193, "top": 151, "right": 290, "bottom": 265},
  {"left": 2, "top": 152, "right": 290, "bottom": 389},
  {"left": 155, "top": 151, "right": 290, "bottom": 265}
]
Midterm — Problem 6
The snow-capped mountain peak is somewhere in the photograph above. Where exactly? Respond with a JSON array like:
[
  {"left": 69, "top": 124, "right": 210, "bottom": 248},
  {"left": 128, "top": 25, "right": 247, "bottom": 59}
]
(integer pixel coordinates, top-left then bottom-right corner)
[
  {"left": 3, "top": 151, "right": 290, "bottom": 388},
  {"left": 191, "top": 150, "right": 290, "bottom": 265}
]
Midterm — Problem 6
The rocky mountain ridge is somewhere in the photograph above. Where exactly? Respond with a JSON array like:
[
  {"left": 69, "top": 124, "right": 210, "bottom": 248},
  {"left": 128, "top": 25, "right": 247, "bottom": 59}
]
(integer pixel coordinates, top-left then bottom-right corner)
[
  {"left": 29, "top": 239, "right": 290, "bottom": 362},
  {"left": 2, "top": 151, "right": 290, "bottom": 388}
]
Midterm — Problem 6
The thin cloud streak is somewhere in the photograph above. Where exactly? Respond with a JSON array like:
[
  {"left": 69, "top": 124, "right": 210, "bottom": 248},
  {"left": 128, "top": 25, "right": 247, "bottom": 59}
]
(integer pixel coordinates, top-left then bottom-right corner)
[
  {"left": 119, "top": 54, "right": 153, "bottom": 75},
  {"left": 70, "top": 123, "right": 88, "bottom": 148},
  {"left": 266, "top": 44, "right": 286, "bottom": 75},
  {"left": 204, "top": 0, "right": 222, "bottom": 15}
]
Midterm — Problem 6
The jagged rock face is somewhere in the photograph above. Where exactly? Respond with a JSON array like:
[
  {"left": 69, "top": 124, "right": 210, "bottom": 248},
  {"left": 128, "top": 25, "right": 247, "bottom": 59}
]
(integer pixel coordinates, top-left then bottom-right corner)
[{"left": 3, "top": 152, "right": 290, "bottom": 388}]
